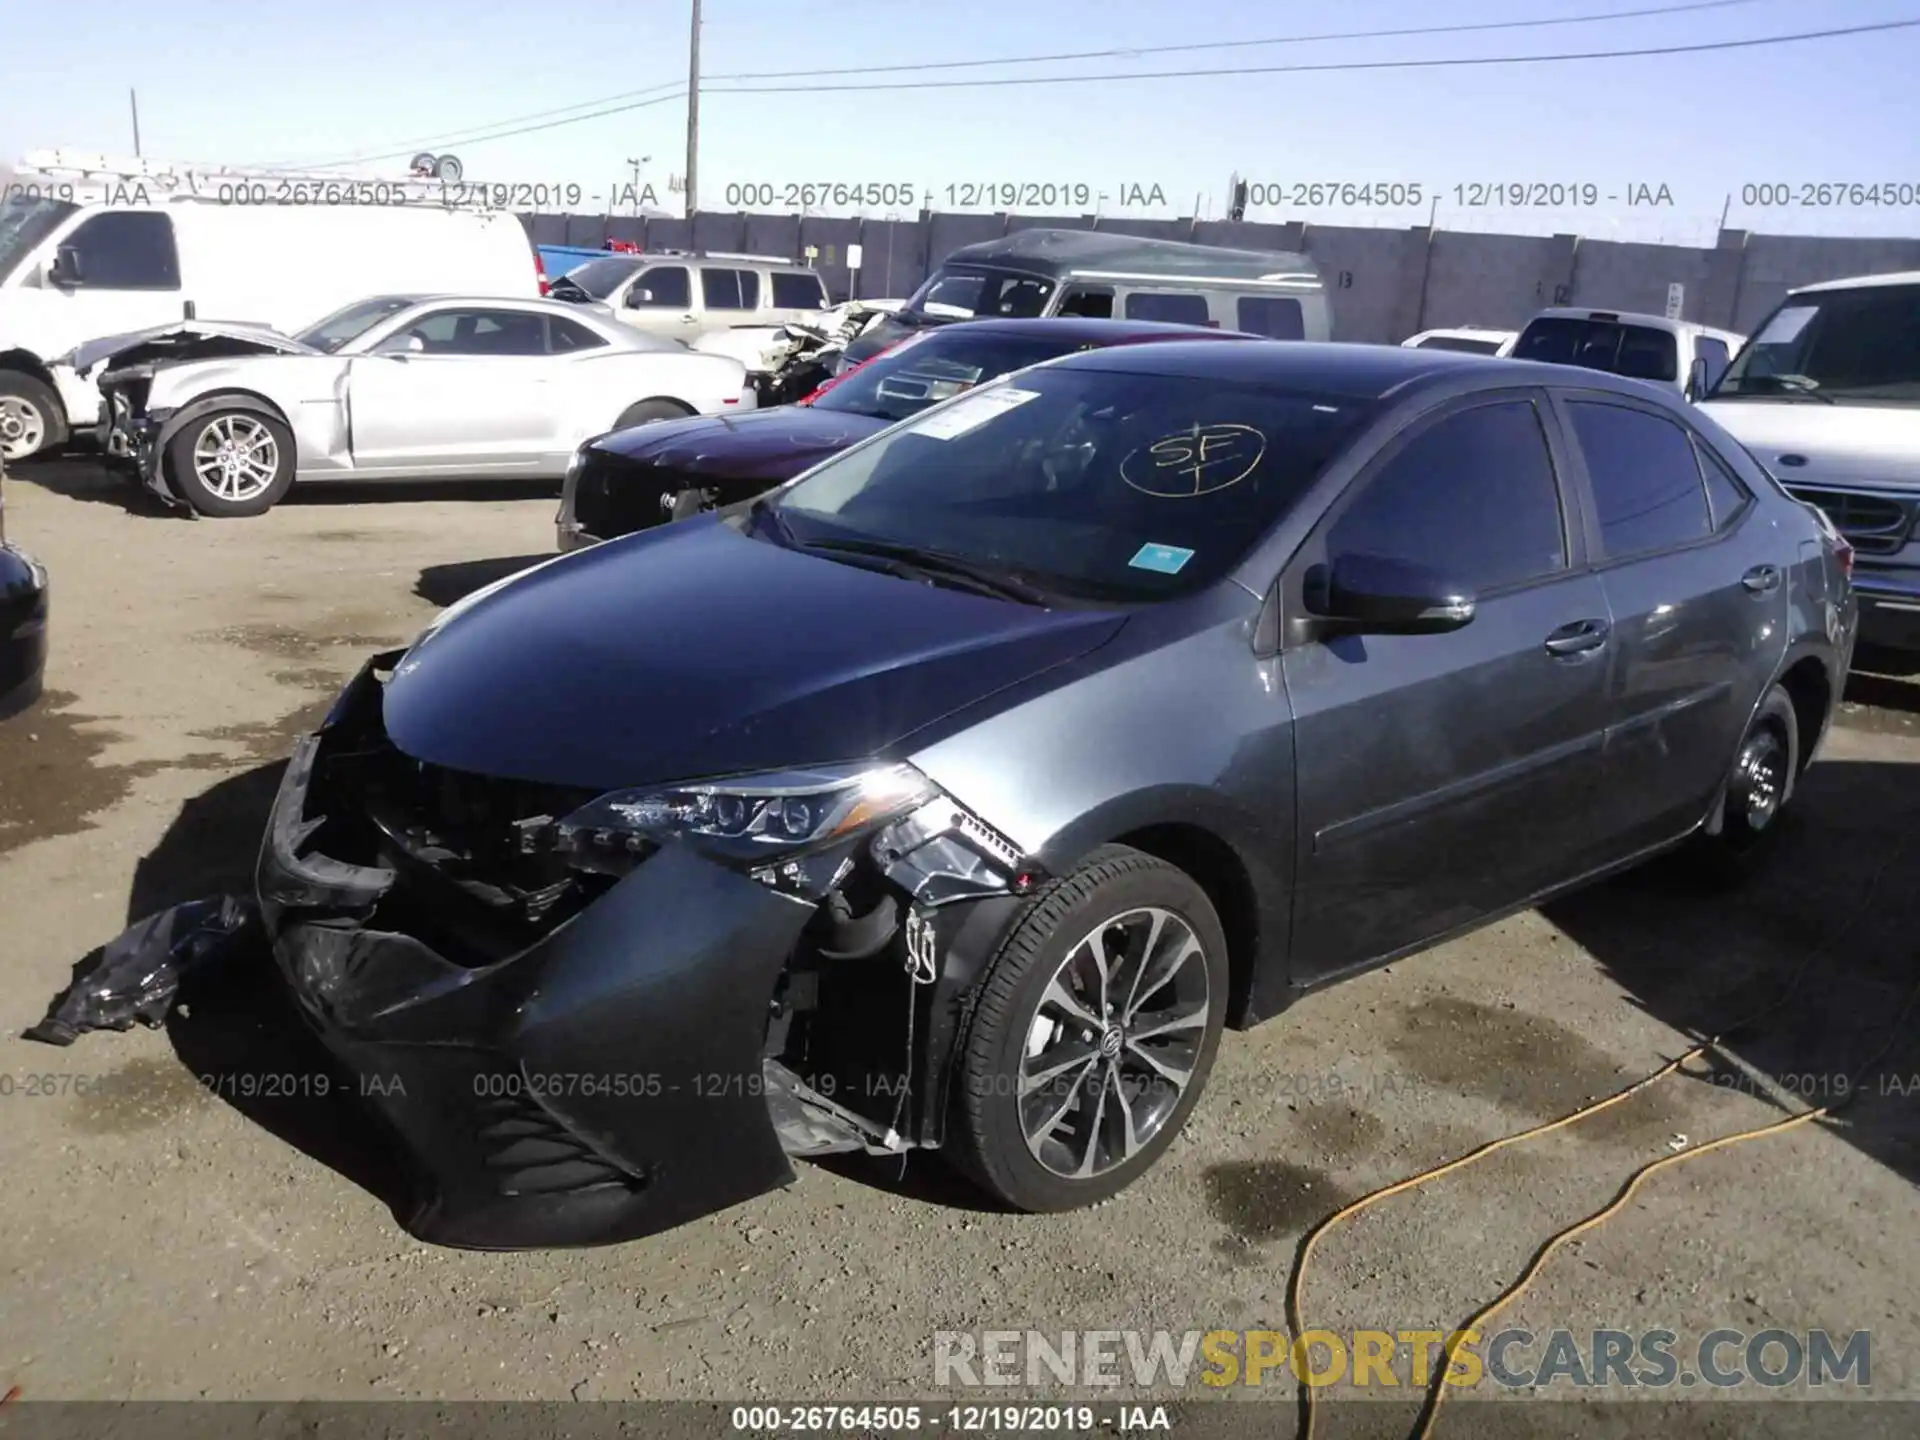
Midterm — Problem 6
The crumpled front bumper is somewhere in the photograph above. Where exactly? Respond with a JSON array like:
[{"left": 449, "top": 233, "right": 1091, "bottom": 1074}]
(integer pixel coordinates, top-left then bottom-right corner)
[{"left": 254, "top": 671, "right": 814, "bottom": 1249}]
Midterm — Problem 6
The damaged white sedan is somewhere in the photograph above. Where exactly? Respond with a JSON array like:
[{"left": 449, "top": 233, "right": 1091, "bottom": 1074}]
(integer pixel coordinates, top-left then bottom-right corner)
[{"left": 73, "top": 295, "right": 754, "bottom": 516}]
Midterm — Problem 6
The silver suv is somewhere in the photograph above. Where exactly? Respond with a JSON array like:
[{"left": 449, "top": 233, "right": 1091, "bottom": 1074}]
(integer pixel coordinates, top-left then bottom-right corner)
[{"left": 547, "top": 251, "right": 830, "bottom": 340}]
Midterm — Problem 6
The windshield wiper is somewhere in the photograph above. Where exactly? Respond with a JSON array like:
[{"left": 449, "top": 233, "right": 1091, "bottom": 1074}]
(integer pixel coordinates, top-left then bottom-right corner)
[
  {"left": 749, "top": 495, "right": 800, "bottom": 548},
  {"left": 803, "top": 537, "right": 1052, "bottom": 605}
]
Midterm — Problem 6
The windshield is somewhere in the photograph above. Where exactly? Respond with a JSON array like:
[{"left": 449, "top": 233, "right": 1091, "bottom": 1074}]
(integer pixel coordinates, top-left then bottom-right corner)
[
  {"left": 294, "top": 296, "right": 421, "bottom": 352},
  {"left": 771, "top": 367, "right": 1374, "bottom": 602},
  {"left": 904, "top": 265, "right": 1055, "bottom": 321},
  {"left": 1511, "top": 317, "right": 1678, "bottom": 382},
  {"left": 1712, "top": 284, "right": 1920, "bottom": 403},
  {"left": 551, "top": 256, "right": 642, "bottom": 300},
  {"left": 0, "top": 195, "right": 79, "bottom": 282},
  {"left": 811, "top": 331, "right": 1099, "bottom": 423}
]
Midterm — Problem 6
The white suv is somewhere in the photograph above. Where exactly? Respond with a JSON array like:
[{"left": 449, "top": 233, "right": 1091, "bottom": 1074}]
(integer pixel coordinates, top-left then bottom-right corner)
[{"left": 547, "top": 251, "right": 830, "bottom": 341}]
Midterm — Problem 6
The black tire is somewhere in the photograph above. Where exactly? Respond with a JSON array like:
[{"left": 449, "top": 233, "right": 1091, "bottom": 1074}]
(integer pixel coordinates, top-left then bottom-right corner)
[
  {"left": 612, "top": 399, "right": 690, "bottom": 432},
  {"left": 0, "top": 372, "right": 68, "bottom": 462},
  {"left": 164, "top": 408, "right": 296, "bottom": 517},
  {"left": 945, "top": 844, "right": 1229, "bottom": 1212},
  {"left": 1684, "top": 683, "right": 1800, "bottom": 885}
]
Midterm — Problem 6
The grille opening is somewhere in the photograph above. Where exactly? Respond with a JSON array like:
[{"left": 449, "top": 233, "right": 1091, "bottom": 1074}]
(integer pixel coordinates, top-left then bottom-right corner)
[
  {"left": 573, "top": 450, "right": 685, "bottom": 541},
  {"left": 1784, "top": 486, "right": 1915, "bottom": 557}
]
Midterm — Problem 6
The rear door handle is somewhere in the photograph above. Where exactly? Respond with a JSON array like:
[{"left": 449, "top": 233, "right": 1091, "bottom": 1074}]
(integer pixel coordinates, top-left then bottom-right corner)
[
  {"left": 1544, "top": 618, "right": 1610, "bottom": 656},
  {"left": 1742, "top": 564, "right": 1783, "bottom": 594}
]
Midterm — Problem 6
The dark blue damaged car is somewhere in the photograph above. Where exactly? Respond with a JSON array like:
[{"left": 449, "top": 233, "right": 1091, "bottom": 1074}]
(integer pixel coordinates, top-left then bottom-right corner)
[{"left": 258, "top": 340, "right": 1854, "bottom": 1249}]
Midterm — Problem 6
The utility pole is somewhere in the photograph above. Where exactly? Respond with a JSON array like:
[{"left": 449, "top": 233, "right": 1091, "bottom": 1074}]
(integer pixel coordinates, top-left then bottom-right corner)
[
  {"left": 685, "top": 0, "right": 701, "bottom": 218},
  {"left": 129, "top": 89, "right": 142, "bottom": 156}
]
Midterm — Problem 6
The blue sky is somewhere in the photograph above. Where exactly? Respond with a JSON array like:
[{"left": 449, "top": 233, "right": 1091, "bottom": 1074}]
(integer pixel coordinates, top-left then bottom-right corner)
[{"left": 4, "top": 0, "right": 1917, "bottom": 242}]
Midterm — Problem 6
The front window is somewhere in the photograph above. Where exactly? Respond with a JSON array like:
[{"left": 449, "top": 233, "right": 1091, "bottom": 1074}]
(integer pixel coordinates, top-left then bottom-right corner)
[
  {"left": 296, "top": 296, "right": 419, "bottom": 352},
  {"left": 0, "top": 196, "right": 79, "bottom": 281},
  {"left": 904, "top": 265, "right": 1054, "bottom": 320},
  {"left": 1712, "top": 284, "right": 1920, "bottom": 403},
  {"left": 549, "top": 256, "right": 642, "bottom": 301},
  {"left": 771, "top": 368, "right": 1375, "bottom": 602},
  {"left": 1512, "top": 317, "right": 1678, "bottom": 383},
  {"left": 811, "top": 331, "right": 1093, "bottom": 423}
]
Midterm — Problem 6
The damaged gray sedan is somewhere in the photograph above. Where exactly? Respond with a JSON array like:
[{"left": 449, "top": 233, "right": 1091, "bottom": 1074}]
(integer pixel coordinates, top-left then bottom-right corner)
[{"left": 72, "top": 295, "right": 753, "bottom": 516}]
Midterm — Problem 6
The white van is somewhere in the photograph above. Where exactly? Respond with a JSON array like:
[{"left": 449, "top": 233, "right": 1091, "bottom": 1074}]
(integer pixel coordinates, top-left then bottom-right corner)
[
  {"left": 0, "top": 154, "right": 543, "bottom": 459},
  {"left": 1700, "top": 270, "right": 1920, "bottom": 654}
]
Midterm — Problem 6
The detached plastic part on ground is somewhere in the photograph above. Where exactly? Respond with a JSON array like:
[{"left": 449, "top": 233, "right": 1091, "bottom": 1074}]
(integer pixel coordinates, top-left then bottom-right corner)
[{"left": 24, "top": 895, "right": 260, "bottom": 1046}]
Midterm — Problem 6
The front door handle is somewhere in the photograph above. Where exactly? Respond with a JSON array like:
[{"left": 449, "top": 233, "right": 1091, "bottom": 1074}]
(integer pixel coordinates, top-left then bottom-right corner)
[
  {"left": 1544, "top": 618, "right": 1610, "bottom": 656},
  {"left": 1742, "top": 564, "right": 1783, "bottom": 594}
]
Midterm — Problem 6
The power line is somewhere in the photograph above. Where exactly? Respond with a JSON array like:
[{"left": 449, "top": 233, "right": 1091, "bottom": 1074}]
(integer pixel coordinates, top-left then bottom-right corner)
[
  {"left": 264, "top": 0, "right": 1784, "bottom": 170},
  {"left": 281, "top": 88, "right": 687, "bottom": 172},
  {"left": 706, "top": 16, "right": 1920, "bottom": 95},
  {"left": 713, "top": 0, "right": 1778, "bottom": 81}
]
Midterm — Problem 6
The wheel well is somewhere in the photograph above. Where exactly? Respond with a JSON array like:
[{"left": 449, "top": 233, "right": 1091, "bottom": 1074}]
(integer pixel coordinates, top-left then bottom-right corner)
[
  {"left": 0, "top": 351, "right": 69, "bottom": 426},
  {"left": 1777, "top": 657, "right": 1832, "bottom": 773},
  {"left": 1112, "top": 823, "right": 1261, "bottom": 1027},
  {"left": 0, "top": 351, "right": 58, "bottom": 387},
  {"left": 159, "top": 392, "right": 294, "bottom": 470}
]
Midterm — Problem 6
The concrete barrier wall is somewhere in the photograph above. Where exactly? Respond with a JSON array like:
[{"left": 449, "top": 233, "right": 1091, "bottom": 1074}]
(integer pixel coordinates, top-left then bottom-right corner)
[{"left": 522, "top": 210, "right": 1920, "bottom": 342}]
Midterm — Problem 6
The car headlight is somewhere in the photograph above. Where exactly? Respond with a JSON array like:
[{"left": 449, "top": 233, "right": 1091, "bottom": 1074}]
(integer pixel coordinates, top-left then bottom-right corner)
[{"left": 556, "top": 762, "right": 939, "bottom": 882}]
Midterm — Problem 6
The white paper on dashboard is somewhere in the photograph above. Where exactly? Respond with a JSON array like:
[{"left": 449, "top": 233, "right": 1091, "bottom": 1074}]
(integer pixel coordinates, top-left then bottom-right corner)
[{"left": 908, "top": 386, "right": 1042, "bottom": 439}]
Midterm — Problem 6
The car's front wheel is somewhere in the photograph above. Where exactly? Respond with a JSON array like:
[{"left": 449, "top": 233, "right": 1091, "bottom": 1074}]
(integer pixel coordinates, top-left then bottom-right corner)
[
  {"left": 946, "top": 845, "right": 1228, "bottom": 1212},
  {"left": 166, "top": 409, "right": 296, "bottom": 517}
]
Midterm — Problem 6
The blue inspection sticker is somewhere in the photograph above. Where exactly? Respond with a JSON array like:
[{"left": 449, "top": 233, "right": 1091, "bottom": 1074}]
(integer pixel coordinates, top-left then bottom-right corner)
[{"left": 1129, "top": 542, "right": 1196, "bottom": 575}]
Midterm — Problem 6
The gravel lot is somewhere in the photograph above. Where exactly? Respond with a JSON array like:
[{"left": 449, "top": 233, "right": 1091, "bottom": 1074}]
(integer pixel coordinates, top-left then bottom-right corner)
[{"left": 2, "top": 460, "right": 1917, "bottom": 1430}]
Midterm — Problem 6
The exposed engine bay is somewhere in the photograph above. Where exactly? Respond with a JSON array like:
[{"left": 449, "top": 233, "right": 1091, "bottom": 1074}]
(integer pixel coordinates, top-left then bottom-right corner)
[{"left": 696, "top": 300, "right": 904, "bottom": 407}]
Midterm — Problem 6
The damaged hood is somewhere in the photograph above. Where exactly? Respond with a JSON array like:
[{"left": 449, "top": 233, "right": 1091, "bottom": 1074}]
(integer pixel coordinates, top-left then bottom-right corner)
[
  {"left": 589, "top": 406, "right": 889, "bottom": 485},
  {"left": 62, "top": 320, "right": 316, "bottom": 378},
  {"left": 382, "top": 520, "right": 1127, "bottom": 790}
]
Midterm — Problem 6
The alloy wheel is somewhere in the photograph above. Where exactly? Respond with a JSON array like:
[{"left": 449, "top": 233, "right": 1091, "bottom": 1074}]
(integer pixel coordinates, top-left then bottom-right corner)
[
  {"left": 1733, "top": 724, "right": 1788, "bottom": 831},
  {"left": 1018, "top": 906, "right": 1212, "bottom": 1180},
  {"left": 192, "top": 415, "right": 281, "bottom": 503}
]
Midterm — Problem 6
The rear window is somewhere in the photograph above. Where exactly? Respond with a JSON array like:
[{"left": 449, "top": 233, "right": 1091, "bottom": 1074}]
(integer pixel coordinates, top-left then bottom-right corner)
[
  {"left": 1513, "top": 317, "right": 1678, "bottom": 383},
  {"left": 771, "top": 270, "right": 827, "bottom": 309}
]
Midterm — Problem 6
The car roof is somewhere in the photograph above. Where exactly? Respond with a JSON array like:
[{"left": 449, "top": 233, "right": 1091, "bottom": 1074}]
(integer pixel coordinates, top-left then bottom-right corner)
[
  {"left": 1047, "top": 337, "right": 1678, "bottom": 401},
  {"left": 1524, "top": 307, "right": 1742, "bottom": 342},
  {"left": 915, "top": 317, "right": 1261, "bottom": 344},
  {"left": 941, "top": 228, "right": 1322, "bottom": 287},
  {"left": 1791, "top": 269, "right": 1920, "bottom": 294}
]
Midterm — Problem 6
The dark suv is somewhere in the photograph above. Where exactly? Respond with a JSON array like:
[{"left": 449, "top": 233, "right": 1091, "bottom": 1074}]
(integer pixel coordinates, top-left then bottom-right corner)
[{"left": 259, "top": 341, "right": 1853, "bottom": 1249}]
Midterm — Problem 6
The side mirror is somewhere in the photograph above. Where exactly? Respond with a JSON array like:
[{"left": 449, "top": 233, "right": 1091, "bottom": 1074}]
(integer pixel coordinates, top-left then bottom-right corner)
[
  {"left": 49, "top": 246, "right": 84, "bottom": 285},
  {"left": 1304, "top": 554, "right": 1476, "bottom": 635},
  {"left": 1685, "top": 355, "right": 1709, "bottom": 401},
  {"left": 626, "top": 288, "right": 652, "bottom": 308},
  {"left": 377, "top": 333, "right": 425, "bottom": 356}
]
